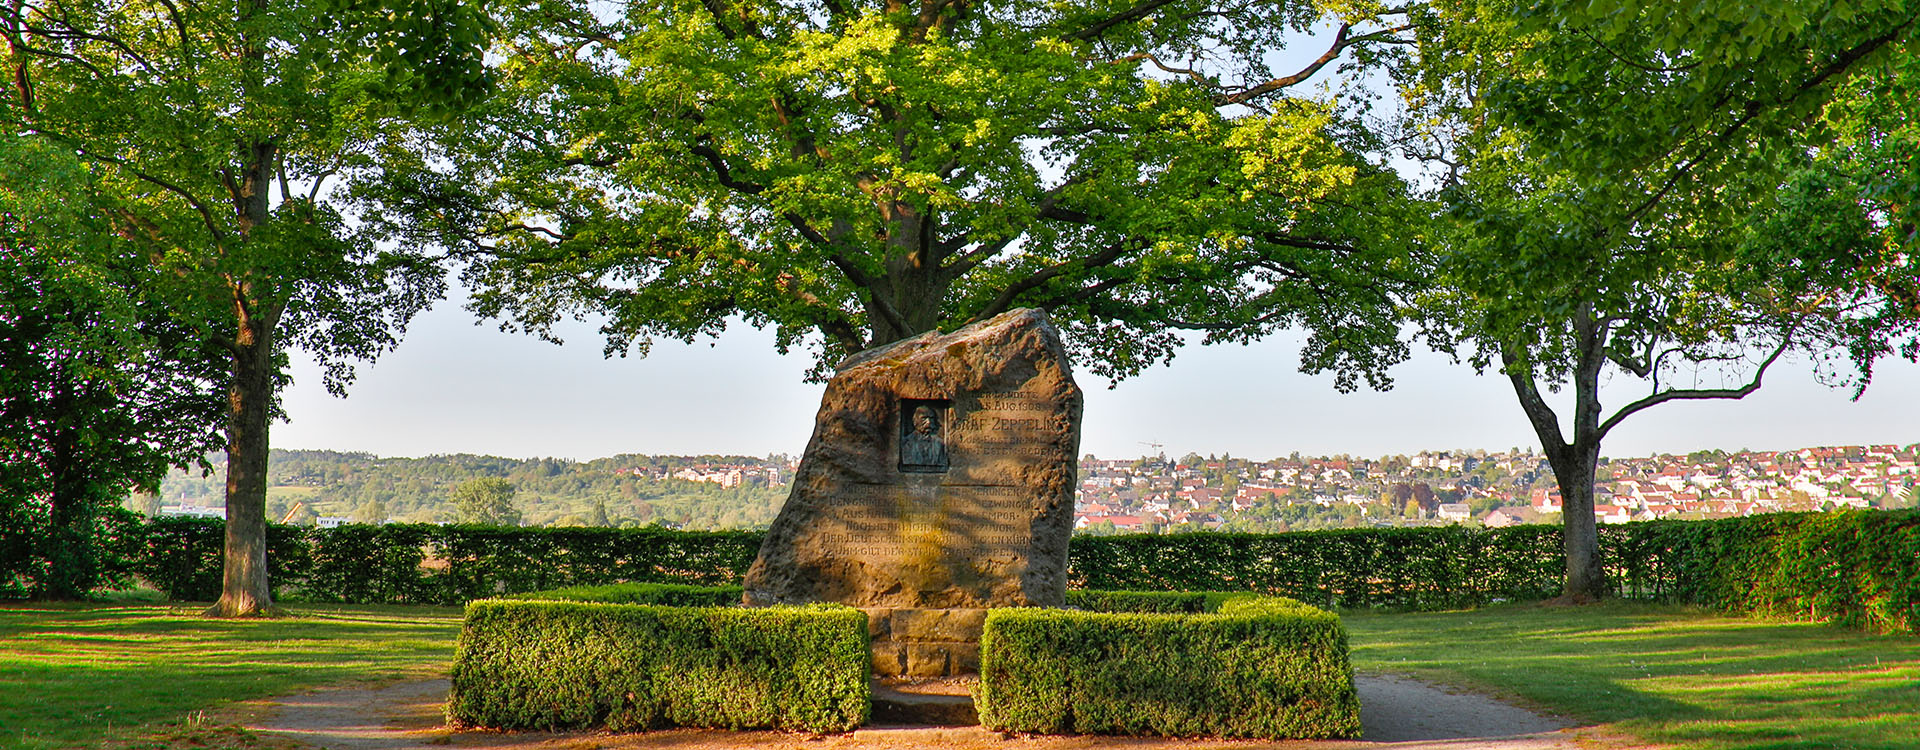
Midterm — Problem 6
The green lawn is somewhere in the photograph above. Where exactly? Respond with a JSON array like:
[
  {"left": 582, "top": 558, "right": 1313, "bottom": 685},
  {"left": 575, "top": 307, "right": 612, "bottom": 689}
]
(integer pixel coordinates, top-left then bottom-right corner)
[
  {"left": 1345, "top": 602, "right": 1920, "bottom": 750},
  {"left": 4, "top": 600, "right": 1917, "bottom": 749},
  {"left": 0, "top": 601, "right": 462, "bottom": 750}
]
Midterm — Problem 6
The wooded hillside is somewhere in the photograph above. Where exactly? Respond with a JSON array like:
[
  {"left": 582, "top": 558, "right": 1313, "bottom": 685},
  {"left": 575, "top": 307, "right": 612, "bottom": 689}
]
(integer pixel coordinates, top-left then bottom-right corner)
[{"left": 153, "top": 451, "right": 791, "bottom": 530}]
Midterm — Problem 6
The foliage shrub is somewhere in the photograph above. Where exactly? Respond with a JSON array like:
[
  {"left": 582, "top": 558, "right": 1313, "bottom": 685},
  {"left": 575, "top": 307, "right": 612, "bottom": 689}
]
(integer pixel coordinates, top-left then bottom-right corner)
[
  {"left": 1068, "top": 525, "right": 1566, "bottom": 609},
  {"left": 66, "top": 510, "right": 1920, "bottom": 635},
  {"left": 0, "top": 505, "right": 149, "bottom": 599},
  {"left": 446, "top": 599, "right": 868, "bottom": 733},
  {"left": 977, "top": 595, "right": 1360, "bottom": 739},
  {"left": 503, "top": 582, "right": 743, "bottom": 606},
  {"left": 118, "top": 519, "right": 759, "bottom": 604},
  {"left": 131, "top": 517, "right": 308, "bottom": 601},
  {"left": 1071, "top": 512, "right": 1920, "bottom": 633},
  {"left": 1064, "top": 589, "right": 1248, "bottom": 613},
  {"left": 1620, "top": 510, "right": 1920, "bottom": 633}
]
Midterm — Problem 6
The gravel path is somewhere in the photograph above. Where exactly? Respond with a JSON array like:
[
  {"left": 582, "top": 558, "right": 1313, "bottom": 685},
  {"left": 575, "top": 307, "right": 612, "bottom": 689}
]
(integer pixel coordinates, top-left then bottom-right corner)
[{"left": 245, "top": 674, "right": 1605, "bottom": 750}]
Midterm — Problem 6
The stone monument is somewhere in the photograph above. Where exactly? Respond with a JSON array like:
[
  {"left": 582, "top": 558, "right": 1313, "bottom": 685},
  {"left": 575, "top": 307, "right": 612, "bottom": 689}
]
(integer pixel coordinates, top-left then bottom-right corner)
[{"left": 742, "top": 308, "right": 1082, "bottom": 677}]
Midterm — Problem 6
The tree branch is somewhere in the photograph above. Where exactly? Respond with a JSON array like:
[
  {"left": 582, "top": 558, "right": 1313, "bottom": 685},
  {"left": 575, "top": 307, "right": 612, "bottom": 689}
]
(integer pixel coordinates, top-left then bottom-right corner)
[
  {"left": 1596, "top": 336, "right": 1792, "bottom": 439},
  {"left": 943, "top": 233, "right": 1022, "bottom": 277},
  {"left": 17, "top": 12, "right": 163, "bottom": 78},
  {"left": 37, "top": 131, "right": 225, "bottom": 243},
  {"left": 1212, "top": 24, "right": 1411, "bottom": 107},
  {"left": 1119, "top": 51, "right": 1208, "bottom": 86},
  {"left": 1065, "top": 0, "right": 1183, "bottom": 43},
  {"left": 968, "top": 237, "right": 1139, "bottom": 323},
  {"left": 775, "top": 273, "right": 862, "bottom": 352},
  {"left": 1503, "top": 346, "right": 1570, "bottom": 452},
  {"left": 501, "top": 223, "right": 568, "bottom": 241},
  {"left": 1255, "top": 230, "right": 1358, "bottom": 254},
  {"left": 1622, "top": 19, "right": 1913, "bottom": 229},
  {"left": 700, "top": 0, "right": 768, "bottom": 42},
  {"left": 688, "top": 141, "right": 766, "bottom": 194}
]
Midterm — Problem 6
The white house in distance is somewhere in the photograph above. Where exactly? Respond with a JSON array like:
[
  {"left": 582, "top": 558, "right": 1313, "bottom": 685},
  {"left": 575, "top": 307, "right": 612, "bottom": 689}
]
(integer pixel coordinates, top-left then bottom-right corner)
[{"left": 158, "top": 505, "right": 225, "bottom": 520}]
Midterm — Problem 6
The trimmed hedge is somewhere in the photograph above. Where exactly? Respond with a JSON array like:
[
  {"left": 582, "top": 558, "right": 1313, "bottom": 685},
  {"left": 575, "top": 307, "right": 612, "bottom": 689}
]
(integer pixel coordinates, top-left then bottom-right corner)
[
  {"left": 447, "top": 599, "right": 869, "bottom": 733},
  {"left": 130, "top": 516, "right": 309, "bottom": 602},
  {"left": 977, "top": 595, "right": 1360, "bottom": 739},
  {"left": 1628, "top": 511, "right": 1920, "bottom": 633},
  {"left": 120, "top": 518, "right": 761, "bottom": 605},
  {"left": 1064, "top": 589, "right": 1247, "bottom": 614},
  {"left": 76, "top": 510, "right": 1920, "bottom": 634},
  {"left": 1069, "top": 525, "right": 1565, "bottom": 610},
  {"left": 503, "top": 582, "right": 743, "bottom": 607},
  {"left": 1068, "top": 510, "right": 1920, "bottom": 633}
]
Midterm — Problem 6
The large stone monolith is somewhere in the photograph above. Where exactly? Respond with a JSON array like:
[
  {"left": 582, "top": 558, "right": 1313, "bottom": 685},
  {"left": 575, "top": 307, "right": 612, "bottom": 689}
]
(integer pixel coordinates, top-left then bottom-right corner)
[{"left": 742, "top": 308, "right": 1082, "bottom": 676}]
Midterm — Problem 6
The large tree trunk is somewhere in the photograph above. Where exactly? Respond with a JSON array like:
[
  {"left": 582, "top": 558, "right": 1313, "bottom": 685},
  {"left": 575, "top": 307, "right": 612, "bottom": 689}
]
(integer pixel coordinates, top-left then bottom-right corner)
[
  {"left": 205, "top": 134, "right": 280, "bottom": 617},
  {"left": 1543, "top": 442, "right": 1606, "bottom": 603},
  {"left": 866, "top": 203, "right": 949, "bottom": 346},
  {"left": 1505, "top": 305, "right": 1611, "bottom": 604},
  {"left": 40, "top": 369, "right": 97, "bottom": 600},
  {"left": 206, "top": 320, "right": 276, "bottom": 616}
]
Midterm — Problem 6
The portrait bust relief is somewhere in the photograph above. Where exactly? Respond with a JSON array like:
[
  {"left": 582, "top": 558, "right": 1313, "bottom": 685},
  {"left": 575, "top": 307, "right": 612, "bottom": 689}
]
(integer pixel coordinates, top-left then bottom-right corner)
[{"left": 898, "top": 398, "right": 951, "bottom": 473}]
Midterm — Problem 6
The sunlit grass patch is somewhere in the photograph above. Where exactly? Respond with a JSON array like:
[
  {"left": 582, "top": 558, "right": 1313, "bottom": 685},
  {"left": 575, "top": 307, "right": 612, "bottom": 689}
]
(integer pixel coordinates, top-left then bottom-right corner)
[
  {"left": 8, "top": 599, "right": 1917, "bottom": 750},
  {"left": 0, "top": 603, "right": 461, "bottom": 750},
  {"left": 1345, "top": 602, "right": 1920, "bottom": 749}
]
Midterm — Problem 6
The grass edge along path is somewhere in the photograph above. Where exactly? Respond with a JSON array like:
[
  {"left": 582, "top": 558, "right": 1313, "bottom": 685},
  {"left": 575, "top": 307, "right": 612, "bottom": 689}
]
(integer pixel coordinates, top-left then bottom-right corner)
[
  {"left": 0, "top": 602, "right": 463, "bottom": 750},
  {"left": 7, "top": 601, "right": 1920, "bottom": 749},
  {"left": 1344, "top": 602, "right": 1920, "bottom": 750}
]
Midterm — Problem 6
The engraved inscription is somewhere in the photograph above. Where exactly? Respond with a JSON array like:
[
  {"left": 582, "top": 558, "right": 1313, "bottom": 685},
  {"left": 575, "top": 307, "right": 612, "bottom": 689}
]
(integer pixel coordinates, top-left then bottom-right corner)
[{"left": 807, "top": 484, "right": 1033, "bottom": 553}]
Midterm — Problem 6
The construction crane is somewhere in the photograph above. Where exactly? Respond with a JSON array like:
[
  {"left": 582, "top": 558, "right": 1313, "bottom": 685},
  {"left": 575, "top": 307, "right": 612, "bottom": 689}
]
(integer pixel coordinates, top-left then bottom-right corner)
[
  {"left": 278, "top": 501, "right": 308, "bottom": 525},
  {"left": 1138, "top": 441, "right": 1165, "bottom": 459}
]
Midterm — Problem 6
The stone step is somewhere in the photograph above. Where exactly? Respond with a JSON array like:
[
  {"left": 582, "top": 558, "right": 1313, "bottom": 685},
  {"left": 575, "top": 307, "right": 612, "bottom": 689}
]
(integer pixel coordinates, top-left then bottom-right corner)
[{"left": 870, "top": 677, "right": 979, "bottom": 726}]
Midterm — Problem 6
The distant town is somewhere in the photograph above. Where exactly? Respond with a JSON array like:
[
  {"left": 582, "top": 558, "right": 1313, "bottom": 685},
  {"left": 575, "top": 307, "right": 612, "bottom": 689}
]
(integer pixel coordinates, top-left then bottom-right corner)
[
  {"left": 1073, "top": 444, "right": 1920, "bottom": 533},
  {"left": 154, "top": 443, "right": 1920, "bottom": 532}
]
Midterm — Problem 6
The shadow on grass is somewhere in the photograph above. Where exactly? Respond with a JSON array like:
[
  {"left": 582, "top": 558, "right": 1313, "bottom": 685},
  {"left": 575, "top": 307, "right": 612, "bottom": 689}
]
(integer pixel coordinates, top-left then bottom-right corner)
[
  {"left": 1344, "top": 602, "right": 1920, "bottom": 750},
  {"left": 0, "top": 602, "right": 463, "bottom": 750}
]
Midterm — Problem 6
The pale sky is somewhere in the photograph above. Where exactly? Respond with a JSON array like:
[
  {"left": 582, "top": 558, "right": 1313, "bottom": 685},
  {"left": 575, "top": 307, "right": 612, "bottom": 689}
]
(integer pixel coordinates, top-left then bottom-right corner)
[{"left": 276, "top": 287, "right": 1920, "bottom": 463}]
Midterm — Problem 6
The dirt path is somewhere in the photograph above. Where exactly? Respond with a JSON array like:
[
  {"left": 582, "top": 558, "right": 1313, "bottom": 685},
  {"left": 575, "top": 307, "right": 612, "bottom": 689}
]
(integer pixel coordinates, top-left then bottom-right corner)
[{"left": 243, "top": 674, "right": 1613, "bottom": 750}]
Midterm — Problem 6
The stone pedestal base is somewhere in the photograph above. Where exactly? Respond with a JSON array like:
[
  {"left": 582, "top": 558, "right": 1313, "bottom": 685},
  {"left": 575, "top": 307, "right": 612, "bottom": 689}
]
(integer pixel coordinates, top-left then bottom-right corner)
[
  {"left": 865, "top": 608, "right": 986, "bottom": 677},
  {"left": 871, "top": 677, "right": 979, "bottom": 726}
]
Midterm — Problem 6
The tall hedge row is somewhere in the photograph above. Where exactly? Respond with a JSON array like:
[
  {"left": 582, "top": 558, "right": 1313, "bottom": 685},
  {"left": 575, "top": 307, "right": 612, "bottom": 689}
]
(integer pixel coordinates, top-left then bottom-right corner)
[
  {"left": 501, "top": 582, "right": 745, "bottom": 607},
  {"left": 1070, "top": 510, "right": 1920, "bottom": 633},
  {"left": 447, "top": 600, "right": 869, "bottom": 732},
  {"left": 56, "top": 510, "right": 1920, "bottom": 633},
  {"left": 119, "top": 518, "right": 760, "bottom": 605}
]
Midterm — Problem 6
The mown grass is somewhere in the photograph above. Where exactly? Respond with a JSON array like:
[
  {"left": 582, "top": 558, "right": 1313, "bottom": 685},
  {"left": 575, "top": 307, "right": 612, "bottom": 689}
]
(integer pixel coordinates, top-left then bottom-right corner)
[
  {"left": 0, "top": 601, "right": 462, "bottom": 750},
  {"left": 1345, "top": 602, "right": 1920, "bottom": 750},
  {"left": 7, "top": 599, "right": 1918, "bottom": 750}
]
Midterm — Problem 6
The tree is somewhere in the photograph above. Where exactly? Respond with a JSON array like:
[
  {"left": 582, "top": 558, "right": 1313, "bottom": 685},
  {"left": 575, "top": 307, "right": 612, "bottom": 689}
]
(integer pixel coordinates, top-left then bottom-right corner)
[
  {"left": 125, "top": 492, "right": 163, "bottom": 518},
  {"left": 349, "top": 498, "right": 388, "bottom": 524},
  {"left": 1402, "top": 0, "right": 1919, "bottom": 601},
  {"left": 1409, "top": 482, "right": 1436, "bottom": 512},
  {"left": 386, "top": 0, "right": 1426, "bottom": 387},
  {"left": 0, "top": 137, "right": 225, "bottom": 599},
  {"left": 3, "top": 0, "right": 492, "bottom": 614},
  {"left": 451, "top": 478, "right": 520, "bottom": 526}
]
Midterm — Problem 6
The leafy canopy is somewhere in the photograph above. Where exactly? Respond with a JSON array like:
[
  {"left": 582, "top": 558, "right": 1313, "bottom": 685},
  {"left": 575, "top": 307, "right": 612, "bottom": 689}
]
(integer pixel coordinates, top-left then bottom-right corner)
[
  {"left": 1403, "top": 0, "right": 1919, "bottom": 410},
  {"left": 0, "top": 137, "right": 226, "bottom": 598},
  {"left": 389, "top": 0, "right": 1427, "bottom": 386}
]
